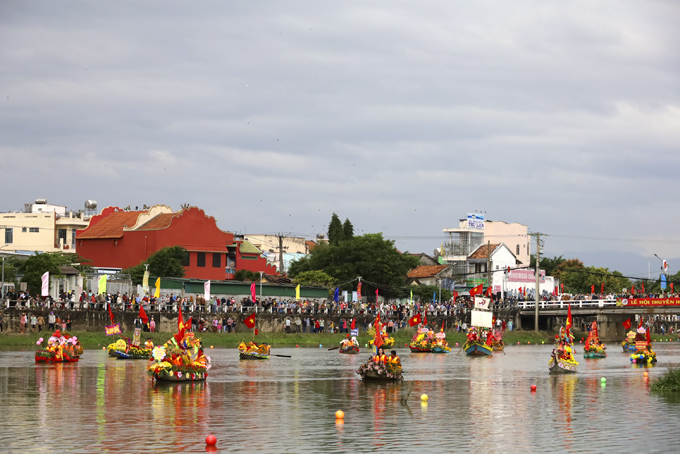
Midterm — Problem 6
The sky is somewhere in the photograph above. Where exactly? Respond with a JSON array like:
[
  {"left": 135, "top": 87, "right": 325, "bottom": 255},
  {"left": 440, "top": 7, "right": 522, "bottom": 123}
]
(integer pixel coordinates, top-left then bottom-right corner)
[{"left": 1, "top": 1, "right": 679, "bottom": 278}]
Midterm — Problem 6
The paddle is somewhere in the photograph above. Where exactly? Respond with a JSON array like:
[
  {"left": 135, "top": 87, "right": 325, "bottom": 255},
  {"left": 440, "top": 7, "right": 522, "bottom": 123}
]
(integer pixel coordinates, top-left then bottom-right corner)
[
  {"left": 456, "top": 343, "right": 465, "bottom": 355},
  {"left": 273, "top": 354, "right": 291, "bottom": 358},
  {"left": 328, "top": 347, "right": 340, "bottom": 351}
]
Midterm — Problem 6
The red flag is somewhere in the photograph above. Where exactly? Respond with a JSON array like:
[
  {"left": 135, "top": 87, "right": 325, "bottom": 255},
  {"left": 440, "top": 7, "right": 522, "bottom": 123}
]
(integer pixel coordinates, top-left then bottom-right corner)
[
  {"left": 375, "top": 288, "right": 379, "bottom": 301},
  {"left": 373, "top": 319, "right": 383, "bottom": 349},
  {"left": 631, "top": 285, "right": 636, "bottom": 294},
  {"left": 485, "top": 287, "right": 492, "bottom": 297},
  {"left": 641, "top": 282, "right": 645, "bottom": 293},
  {"left": 255, "top": 328, "right": 259, "bottom": 336},
  {"left": 552, "top": 287, "right": 557, "bottom": 296},
  {"left": 350, "top": 318, "right": 355, "bottom": 330},
  {"left": 566, "top": 304, "right": 572, "bottom": 334},
  {"left": 139, "top": 305, "right": 148, "bottom": 324},
  {"left": 423, "top": 312, "right": 428, "bottom": 326},
  {"left": 174, "top": 327, "right": 185, "bottom": 345},
  {"left": 645, "top": 327, "right": 651, "bottom": 344},
  {"left": 408, "top": 314, "right": 422, "bottom": 327},
  {"left": 178, "top": 303, "right": 184, "bottom": 330},
  {"left": 591, "top": 284, "right": 595, "bottom": 293},
  {"left": 250, "top": 282, "right": 256, "bottom": 302},
  {"left": 560, "top": 283, "right": 564, "bottom": 293},
  {"left": 441, "top": 320, "right": 445, "bottom": 332},
  {"left": 601, "top": 283, "right": 604, "bottom": 294},
  {"left": 107, "top": 304, "right": 115, "bottom": 324},
  {"left": 244, "top": 313, "right": 256, "bottom": 329},
  {"left": 375, "top": 313, "right": 381, "bottom": 326},
  {"left": 453, "top": 291, "right": 458, "bottom": 302},
  {"left": 638, "top": 317, "right": 643, "bottom": 330},
  {"left": 183, "top": 317, "right": 193, "bottom": 331},
  {"left": 622, "top": 318, "right": 631, "bottom": 330},
  {"left": 469, "top": 284, "right": 483, "bottom": 297},
  {"left": 518, "top": 287, "right": 523, "bottom": 296}
]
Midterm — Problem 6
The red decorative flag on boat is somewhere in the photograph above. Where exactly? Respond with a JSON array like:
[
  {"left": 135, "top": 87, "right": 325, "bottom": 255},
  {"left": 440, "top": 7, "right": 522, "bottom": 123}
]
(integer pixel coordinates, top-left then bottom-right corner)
[
  {"left": 408, "top": 314, "right": 422, "bottom": 327},
  {"left": 646, "top": 326, "right": 651, "bottom": 344},
  {"left": 601, "top": 283, "right": 604, "bottom": 293},
  {"left": 591, "top": 284, "right": 595, "bottom": 293},
  {"left": 622, "top": 318, "right": 631, "bottom": 330},
  {"left": 178, "top": 302, "right": 184, "bottom": 330},
  {"left": 375, "top": 313, "right": 381, "bottom": 326},
  {"left": 560, "top": 283, "right": 564, "bottom": 293},
  {"left": 469, "top": 284, "right": 483, "bottom": 297},
  {"left": 638, "top": 317, "right": 644, "bottom": 330},
  {"left": 244, "top": 313, "right": 256, "bottom": 329},
  {"left": 139, "top": 304, "right": 148, "bottom": 325},
  {"left": 350, "top": 318, "right": 355, "bottom": 330},
  {"left": 566, "top": 304, "right": 572, "bottom": 335},
  {"left": 183, "top": 317, "right": 193, "bottom": 331},
  {"left": 373, "top": 318, "right": 383, "bottom": 350},
  {"left": 423, "top": 312, "right": 428, "bottom": 326},
  {"left": 441, "top": 320, "right": 445, "bottom": 332},
  {"left": 107, "top": 303, "right": 115, "bottom": 324},
  {"left": 641, "top": 281, "right": 645, "bottom": 293}
]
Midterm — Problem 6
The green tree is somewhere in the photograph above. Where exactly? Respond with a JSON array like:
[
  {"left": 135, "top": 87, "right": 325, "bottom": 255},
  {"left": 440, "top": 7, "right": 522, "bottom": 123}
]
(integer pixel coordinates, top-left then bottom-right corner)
[
  {"left": 292, "top": 270, "right": 337, "bottom": 288},
  {"left": 410, "top": 285, "right": 452, "bottom": 303},
  {"left": 328, "top": 212, "right": 344, "bottom": 246},
  {"left": 342, "top": 218, "right": 354, "bottom": 241},
  {"left": 289, "top": 233, "right": 420, "bottom": 298},
  {"left": 124, "top": 246, "right": 187, "bottom": 285},
  {"left": 234, "top": 270, "right": 259, "bottom": 281},
  {"left": 530, "top": 255, "right": 566, "bottom": 277},
  {"left": 16, "top": 252, "right": 92, "bottom": 295}
]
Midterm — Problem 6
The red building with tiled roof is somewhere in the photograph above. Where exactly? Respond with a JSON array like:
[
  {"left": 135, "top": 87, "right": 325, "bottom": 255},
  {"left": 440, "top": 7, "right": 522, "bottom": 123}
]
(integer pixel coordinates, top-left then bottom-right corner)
[{"left": 76, "top": 205, "right": 277, "bottom": 280}]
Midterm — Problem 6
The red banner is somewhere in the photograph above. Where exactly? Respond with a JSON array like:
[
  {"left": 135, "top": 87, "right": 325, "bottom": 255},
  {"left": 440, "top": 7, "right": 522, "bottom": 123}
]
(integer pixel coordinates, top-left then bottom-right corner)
[{"left": 617, "top": 298, "right": 680, "bottom": 307}]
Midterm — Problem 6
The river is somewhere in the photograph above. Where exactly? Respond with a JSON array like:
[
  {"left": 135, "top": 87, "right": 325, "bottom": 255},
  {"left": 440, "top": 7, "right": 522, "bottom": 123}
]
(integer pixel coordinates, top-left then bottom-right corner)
[{"left": 1, "top": 342, "right": 680, "bottom": 453}]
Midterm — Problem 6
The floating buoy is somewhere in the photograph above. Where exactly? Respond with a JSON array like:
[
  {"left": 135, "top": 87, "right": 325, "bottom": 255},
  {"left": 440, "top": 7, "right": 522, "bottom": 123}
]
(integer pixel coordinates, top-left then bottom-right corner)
[
  {"left": 517, "top": 342, "right": 520, "bottom": 345},
  {"left": 531, "top": 384, "right": 537, "bottom": 392},
  {"left": 405, "top": 343, "right": 408, "bottom": 347},
  {"left": 601, "top": 377, "right": 606, "bottom": 383},
  {"left": 455, "top": 342, "right": 459, "bottom": 346},
  {"left": 210, "top": 346, "right": 213, "bottom": 349},
  {"left": 296, "top": 345, "right": 299, "bottom": 348},
  {"left": 527, "top": 342, "right": 530, "bottom": 345},
  {"left": 335, "top": 410, "right": 344, "bottom": 419},
  {"left": 421, "top": 394, "right": 428, "bottom": 402},
  {"left": 205, "top": 435, "right": 217, "bottom": 446},
  {"left": 643, "top": 371, "right": 649, "bottom": 377},
  {"left": 319, "top": 344, "right": 322, "bottom": 348},
  {"left": 102, "top": 347, "right": 106, "bottom": 350}
]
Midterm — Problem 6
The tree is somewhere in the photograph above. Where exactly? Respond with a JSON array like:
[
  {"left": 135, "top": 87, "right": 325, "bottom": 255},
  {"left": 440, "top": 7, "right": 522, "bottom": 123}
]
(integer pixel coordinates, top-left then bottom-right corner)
[
  {"left": 530, "top": 255, "right": 566, "bottom": 277},
  {"left": 342, "top": 218, "right": 354, "bottom": 241},
  {"left": 234, "top": 270, "right": 259, "bottom": 281},
  {"left": 289, "top": 233, "right": 420, "bottom": 298},
  {"left": 124, "top": 246, "right": 187, "bottom": 285},
  {"left": 292, "top": 270, "right": 337, "bottom": 288},
  {"left": 16, "top": 252, "right": 92, "bottom": 295},
  {"left": 410, "top": 285, "right": 452, "bottom": 303},
  {"left": 328, "top": 212, "right": 344, "bottom": 246}
]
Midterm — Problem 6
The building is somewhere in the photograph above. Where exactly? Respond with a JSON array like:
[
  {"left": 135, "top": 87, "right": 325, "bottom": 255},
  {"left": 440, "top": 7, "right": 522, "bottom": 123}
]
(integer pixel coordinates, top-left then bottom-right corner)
[
  {"left": 406, "top": 264, "right": 455, "bottom": 287},
  {"left": 245, "top": 234, "right": 313, "bottom": 274},
  {"left": 466, "top": 243, "right": 518, "bottom": 292},
  {"left": 1, "top": 199, "right": 90, "bottom": 254},
  {"left": 76, "top": 205, "right": 277, "bottom": 280}
]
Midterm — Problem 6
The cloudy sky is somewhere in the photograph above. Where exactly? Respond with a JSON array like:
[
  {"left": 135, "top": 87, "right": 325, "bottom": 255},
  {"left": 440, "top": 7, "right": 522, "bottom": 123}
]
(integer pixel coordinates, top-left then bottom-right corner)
[{"left": 2, "top": 1, "right": 679, "bottom": 276}]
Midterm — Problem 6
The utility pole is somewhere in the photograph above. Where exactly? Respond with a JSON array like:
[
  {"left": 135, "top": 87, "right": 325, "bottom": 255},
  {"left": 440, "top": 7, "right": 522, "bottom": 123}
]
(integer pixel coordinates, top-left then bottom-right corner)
[
  {"left": 486, "top": 241, "right": 491, "bottom": 296},
  {"left": 528, "top": 232, "right": 547, "bottom": 332},
  {"left": 277, "top": 233, "right": 286, "bottom": 275}
]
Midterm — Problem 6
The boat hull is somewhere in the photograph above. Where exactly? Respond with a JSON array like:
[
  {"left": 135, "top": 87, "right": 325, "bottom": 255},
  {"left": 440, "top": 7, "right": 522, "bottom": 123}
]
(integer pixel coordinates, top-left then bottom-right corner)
[
  {"left": 359, "top": 370, "right": 402, "bottom": 381},
  {"left": 154, "top": 372, "right": 207, "bottom": 382},
  {"left": 35, "top": 356, "right": 79, "bottom": 363},
  {"left": 622, "top": 344, "right": 637, "bottom": 352},
  {"left": 464, "top": 341, "right": 493, "bottom": 357},
  {"left": 583, "top": 351, "right": 607, "bottom": 359},
  {"left": 112, "top": 350, "right": 150, "bottom": 360},
  {"left": 340, "top": 347, "right": 360, "bottom": 354},
  {"left": 492, "top": 343, "right": 505, "bottom": 352},
  {"left": 239, "top": 352, "right": 269, "bottom": 360},
  {"left": 431, "top": 346, "right": 450, "bottom": 354},
  {"left": 409, "top": 345, "right": 431, "bottom": 353},
  {"left": 549, "top": 356, "right": 578, "bottom": 374}
]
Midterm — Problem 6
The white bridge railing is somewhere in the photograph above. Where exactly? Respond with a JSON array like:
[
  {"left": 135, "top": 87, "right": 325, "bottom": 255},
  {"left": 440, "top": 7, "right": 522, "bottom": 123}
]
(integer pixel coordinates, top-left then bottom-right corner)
[{"left": 519, "top": 299, "right": 618, "bottom": 310}]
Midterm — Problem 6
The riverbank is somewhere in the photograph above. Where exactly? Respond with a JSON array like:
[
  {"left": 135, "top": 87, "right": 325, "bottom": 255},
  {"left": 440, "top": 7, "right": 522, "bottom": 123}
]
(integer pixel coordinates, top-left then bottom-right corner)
[{"left": 3, "top": 329, "right": 668, "bottom": 349}]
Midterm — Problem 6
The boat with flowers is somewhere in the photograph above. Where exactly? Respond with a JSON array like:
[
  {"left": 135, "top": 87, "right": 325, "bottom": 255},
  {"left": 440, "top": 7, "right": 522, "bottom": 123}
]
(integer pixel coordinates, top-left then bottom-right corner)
[
  {"left": 357, "top": 357, "right": 403, "bottom": 381},
  {"left": 238, "top": 341, "right": 270, "bottom": 360},
  {"left": 35, "top": 330, "right": 83, "bottom": 363},
  {"left": 148, "top": 332, "right": 210, "bottom": 382},
  {"left": 621, "top": 331, "right": 639, "bottom": 352},
  {"left": 463, "top": 328, "right": 493, "bottom": 357},
  {"left": 110, "top": 330, "right": 153, "bottom": 359},
  {"left": 367, "top": 326, "right": 395, "bottom": 349},
  {"left": 489, "top": 329, "right": 505, "bottom": 352},
  {"left": 550, "top": 320, "right": 578, "bottom": 374},
  {"left": 629, "top": 324, "right": 657, "bottom": 366},
  {"left": 583, "top": 321, "right": 607, "bottom": 358},
  {"left": 339, "top": 337, "right": 360, "bottom": 354},
  {"left": 409, "top": 327, "right": 450, "bottom": 353}
]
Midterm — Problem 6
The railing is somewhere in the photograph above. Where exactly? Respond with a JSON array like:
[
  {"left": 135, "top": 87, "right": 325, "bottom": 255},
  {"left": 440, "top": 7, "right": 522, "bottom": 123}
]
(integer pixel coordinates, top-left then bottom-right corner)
[{"left": 518, "top": 299, "right": 618, "bottom": 310}]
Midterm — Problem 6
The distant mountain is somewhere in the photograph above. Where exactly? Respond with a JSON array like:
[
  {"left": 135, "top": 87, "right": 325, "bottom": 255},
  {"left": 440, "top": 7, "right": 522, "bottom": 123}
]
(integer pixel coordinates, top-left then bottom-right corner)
[{"left": 548, "top": 250, "right": 677, "bottom": 280}]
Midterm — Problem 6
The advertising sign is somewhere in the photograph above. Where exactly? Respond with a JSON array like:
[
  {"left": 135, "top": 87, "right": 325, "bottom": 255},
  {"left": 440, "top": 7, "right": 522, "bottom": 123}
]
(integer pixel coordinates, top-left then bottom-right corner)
[
  {"left": 350, "top": 329, "right": 358, "bottom": 336},
  {"left": 105, "top": 324, "right": 122, "bottom": 336},
  {"left": 617, "top": 298, "right": 680, "bottom": 307},
  {"left": 467, "top": 213, "right": 485, "bottom": 230},
  {"left": 508, "top": 269, "right": 546, "bottom": 283}
]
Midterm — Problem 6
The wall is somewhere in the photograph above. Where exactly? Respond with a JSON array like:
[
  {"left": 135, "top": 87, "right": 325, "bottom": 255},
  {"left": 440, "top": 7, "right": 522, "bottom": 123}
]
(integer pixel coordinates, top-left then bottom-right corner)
[
  {"left": 484, "top": 221, "right": 530, "bottom": 267},
  {"left": 0, "top": 212, "right": 57, "bottom": 252}
]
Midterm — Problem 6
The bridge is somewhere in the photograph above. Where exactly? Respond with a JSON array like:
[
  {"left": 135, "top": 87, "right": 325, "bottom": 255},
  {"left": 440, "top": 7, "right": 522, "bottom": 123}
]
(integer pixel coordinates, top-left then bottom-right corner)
[{"left": 516, "top": 299, "right": 680, "bottom": 341}]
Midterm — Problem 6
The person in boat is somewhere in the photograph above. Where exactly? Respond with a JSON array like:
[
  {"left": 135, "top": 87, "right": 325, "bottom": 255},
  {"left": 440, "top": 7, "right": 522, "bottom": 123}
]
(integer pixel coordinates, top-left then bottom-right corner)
[
  {"left": 557, "top": 340, "right": 575, "bottom": 362},
  {"left": 466, "top": 328, "right": 478, "bottom": 342},
  {"left": 388, "top": 350, "right": 401, "bottom": 367},
  {"left": 351, "top": 336, "right": 359, "bottom": 347},
  {"left": 144, "top": 339, "right": 154, "bottom": 350},
  {"left": 373, "top": 347, "right": 386, "bottom": 363}
]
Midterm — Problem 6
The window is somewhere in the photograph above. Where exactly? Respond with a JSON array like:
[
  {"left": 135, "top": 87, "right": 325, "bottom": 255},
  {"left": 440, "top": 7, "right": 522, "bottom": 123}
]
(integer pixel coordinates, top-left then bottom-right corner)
[
  {"left": 4, "top": 228, "right": 13, "bottom": 244},
  {"left": 29, "top": 227, "right": 39, "bottom": 233},
  {"left": 516, "top": 245, "right": 520, "bottom": 255},
  {"left": 71, "top": 229, "right": 76, "bottom": 247},
  {"left": 197, "top": 252, "right": 206, "bottom": 267},
  {"left": 58, "top": 229, "right": 67, "bottom": 245},
  {"left": 212, "top": 253, "right": 221, "bottom": 268},
  {"left": 181, "top": 251, "right": 190, "bottom": 267}
]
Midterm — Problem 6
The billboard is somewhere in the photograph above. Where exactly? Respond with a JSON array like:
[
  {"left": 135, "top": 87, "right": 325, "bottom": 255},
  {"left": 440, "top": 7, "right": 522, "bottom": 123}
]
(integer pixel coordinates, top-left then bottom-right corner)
[{"left": 467, "top": 213, "right": 485, "bottom": 230}]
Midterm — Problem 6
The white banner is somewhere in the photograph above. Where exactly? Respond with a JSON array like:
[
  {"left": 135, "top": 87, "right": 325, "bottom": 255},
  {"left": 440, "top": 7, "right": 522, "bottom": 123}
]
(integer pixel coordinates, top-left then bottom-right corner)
[
  {"left": 204, "top": 280, "right": 211, "bottom": 302},
  {"left": 474, "top": 296, "right": 490, "bottom": 310},
  {"left": 41, "top": 272, "right": 49, "bottom": 296},
  {"left": 471, "top": 310, "right": 493, "bottom": 328}
]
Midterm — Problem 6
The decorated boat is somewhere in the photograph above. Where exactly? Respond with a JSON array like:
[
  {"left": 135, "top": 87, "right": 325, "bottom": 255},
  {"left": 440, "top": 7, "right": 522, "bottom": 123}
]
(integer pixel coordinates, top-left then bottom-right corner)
[
  {"left": 238, "top": 341, "right": 270, "bottom": 360},
  {"left": 630, "top": 323, "right": 657, "bottom": 366},
  {"left": 621, "top": 330, "right": 639, "bottom": 352},
  {"left": 110, "top": 329, "right": 153, "bottom": 359},
  {"left": 549, "top": 306, "right": 578, "bottom": 374},
  {"left": 463, "top": 332, "right": 493, "bottom": 357},
  {"left": 464, "top": 299, "right": 495, "bottom": 357},
  {"left": 339, "top": 337, "right": 360, "bottom": 354},
  {"left": 357, "top": 357, "right": 403, "bottom": 381},
  {"left": 408, "top": 326, "right": 450, "bottom": 353},
  {"left": 583, "top": 321, "right": 607, "bottom": 358},
  {"left": 367, "top": 326, "right": 395, "bottom": 349},
  {"left": 35, "top": 330, "right": 83, "bottom": 363},
  {"left": 487, "top": 328, "right": 505, "bottom": 352},
  {"left": 148, "top": 331, "right": 210, "bottom": 382}
]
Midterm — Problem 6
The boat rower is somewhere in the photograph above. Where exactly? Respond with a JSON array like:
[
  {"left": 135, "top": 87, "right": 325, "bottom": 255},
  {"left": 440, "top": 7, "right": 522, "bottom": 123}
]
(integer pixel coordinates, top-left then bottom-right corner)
[
  {"left": 144, "top": 339, "right": 154, "bottom": 349},
  {"left": 373, "top": 347, "right": 386, "bottom": 363},
  {"left": 388, "top": 350, "right": 401, "bottom": 367}
]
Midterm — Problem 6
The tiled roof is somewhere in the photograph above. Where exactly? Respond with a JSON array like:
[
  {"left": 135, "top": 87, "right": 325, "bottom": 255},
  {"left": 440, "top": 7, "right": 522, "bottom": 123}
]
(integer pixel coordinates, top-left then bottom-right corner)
[
  {"left": 77, "top": 210, "right": 144, "bottom": 239},
  {"left": 137, "top": 213, "right": 175, "bottom": 230},
  {"left": 305, "top": 240, "right": 317, "bottom": 252},
  {"left": 407, "top": 265, "right": 449, "bottom": 279},
  {"left": 239, "top": 240, "right": 262, "bottom": 255},
  {"left": 468, "top": 244, "right": 501, "bottom": 259}
]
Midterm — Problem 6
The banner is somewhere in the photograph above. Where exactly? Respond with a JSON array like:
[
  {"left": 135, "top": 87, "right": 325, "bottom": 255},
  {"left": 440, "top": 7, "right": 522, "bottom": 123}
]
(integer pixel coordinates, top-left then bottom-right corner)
[
  {"left": 204, "top": 280, "right": 211, "bottom": 302},
  {"left": 474, "top": 296, "right": 491, "bottom": 310},
  {"left": 142, "top": 270, "right": 150, "bottom": 294},
  {"left": 350, "top": 329, "right": 358, "bottom": 336},
  {"left": 41, "top": 272, "right": 49, "bottom": 296},
  {"left": 250, "top": 282, "right": 256, "bottom": 302},
  {"left": 132, "top": 328, "right": 142, "bottom": 347},
  {"left": 98, "top": 274, "right": 107, "bottom": 294},
  {"left": 471, "top": 310, "right": 493, "bottom": 328},
  {"left": 617, "top": 298, "right": 680, "bottom": 307},
  {"left": 105, "top": 324, "right": 122, "bottom": 336},
  {"left": 295, "top": 284, "right": 300, "bottom": 301},
  {"left": 154, "top": 277, "right": 161, "bottom": 298},
  {"left": 357, "top": 281, "right": 362, "bottom": 301}
]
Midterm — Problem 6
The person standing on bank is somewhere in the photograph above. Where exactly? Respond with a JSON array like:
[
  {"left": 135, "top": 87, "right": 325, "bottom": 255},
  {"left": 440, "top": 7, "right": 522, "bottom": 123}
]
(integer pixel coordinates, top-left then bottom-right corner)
[{"left": 37, "top": 314, "right": 45, "bottom": 332}]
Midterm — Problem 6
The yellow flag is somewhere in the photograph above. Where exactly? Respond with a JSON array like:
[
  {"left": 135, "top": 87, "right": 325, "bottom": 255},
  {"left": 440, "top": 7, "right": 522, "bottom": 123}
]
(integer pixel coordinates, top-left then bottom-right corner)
[
  {"left": 142, "top": 270, "right": 150, "bottom": 294},
  {"left": 295, "top": 284, "right": 300, "bottom": 301},
  {"left": 154, "top": 277, "right": 161, "bottom": 298},
  {"left": 98, "top": 275, "right": 107, "bottom": 294}
]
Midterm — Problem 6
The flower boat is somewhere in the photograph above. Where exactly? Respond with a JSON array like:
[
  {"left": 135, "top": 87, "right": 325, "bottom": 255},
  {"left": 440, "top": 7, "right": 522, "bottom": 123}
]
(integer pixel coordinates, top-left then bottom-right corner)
[
  {"left": 148, "top": 332, "right": 210, "bottom": 382},
  {"left": 583, "top": 321, "right": 607, "bottom": 358},
  {"left": 35, "top": 330, "right": 82, "bottom": 363},
  {"left": 367, "top": 327, "right": 395, "bottom": 349},
  {"left": 629, "top": 324, "right": 657, "bottom": 366},
  {"left": 464, "top": 329, "right": 492, "bottom": 357},
  {"left": 408, "top": 327, "right": 450, "bottom": 353},
  {"left": 489, "top": 329, "right": 504, "bottom": 352},
  {"left": 621, "top": 330, "right": 639, "bottom": 352},
  {"left": 550, "top": 318, "right": 578, "bottom": 374},
  {"left": 238, "top": 341, "right": 270, "bottom": 360},
  {"left": 113, "top": 346, "right": 152, "bottom": 360},
  {"left": 357, "top": 358, "right": 403, "bottom": 381},
  {"left": 549, "top": 351, "right": 578, "bottom": 374},
  {"left": 339, "top": 337, "right": 360, "bottom": 354},
  {"left": 110, "top": 333, "right": 153, "bottom": 360}
]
